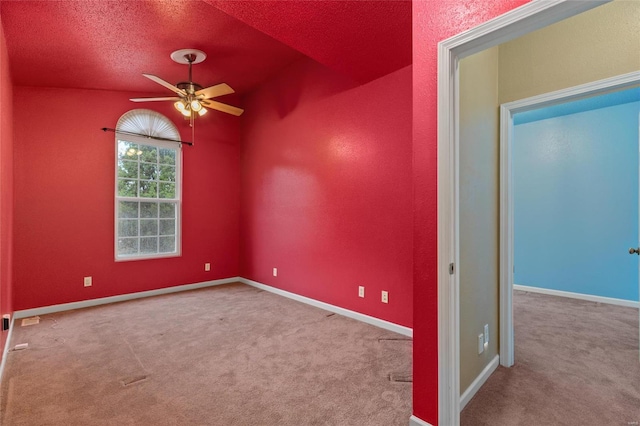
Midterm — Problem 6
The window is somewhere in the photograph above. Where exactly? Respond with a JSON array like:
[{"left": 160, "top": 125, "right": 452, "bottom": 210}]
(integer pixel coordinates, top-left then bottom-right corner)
[{"left": 115, "top": 110, "right": 181, "bottom": 260}]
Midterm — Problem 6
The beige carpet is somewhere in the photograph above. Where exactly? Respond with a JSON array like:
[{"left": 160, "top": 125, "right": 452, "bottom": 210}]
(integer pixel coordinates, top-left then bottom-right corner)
[
  {"left": 1, "top": 283, "right": 412, "bottom": 425},
  {"left": 462, "top": 290, "right": 640, "bottom": 425}
]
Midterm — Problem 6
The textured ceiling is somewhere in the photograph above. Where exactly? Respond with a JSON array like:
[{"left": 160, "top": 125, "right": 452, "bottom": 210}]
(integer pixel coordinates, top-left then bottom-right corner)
[
  {"left": 207, "top": 0, "right": 412, "bottom": 84},
  {"left": 0, "top": 0, "right": 411, "bottom": 95},
  {"left": 0, "top": 0, "right": 301, "bottom": 94}
]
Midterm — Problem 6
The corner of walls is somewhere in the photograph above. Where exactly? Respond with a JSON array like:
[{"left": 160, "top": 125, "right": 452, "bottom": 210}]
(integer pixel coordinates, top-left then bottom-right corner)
[
  {"left": 240, "top": 57, "right": 413, "bottom": 328},
  {"left": 0, "top": 16, "right": 15, "bottom": 363}
]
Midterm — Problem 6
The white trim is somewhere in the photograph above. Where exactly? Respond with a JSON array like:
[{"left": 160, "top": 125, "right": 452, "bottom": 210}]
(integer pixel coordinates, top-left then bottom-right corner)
[
  {"left": 501, "top": 71, "right": 640, "bottom": 115},
  {"left": 499, "top": 101, "right": 516, "bottom": 368},
  {"left": 460, "top": 355, "right": 500, "bottom": 410},
  {"left": 13, "top": 277, "right": 240, "bottom": 319},
  {"left": 239, "top": 278, "right": 413, "bottom": 337},
  {"left": 409, "top": 415, "right": 435, "bottom": 426},
  {"left": 12, "top": 276, "right": 413, "bottom": 335},
  {"left": 437, "top": 29, "right": 460, "bottom": 426},
  {"left": 499, "top": 71, "right": 640, "bottom": 368},
  {"left": 514, "top": 284, "right": 640, "bottom": 309},
  {"left": 0, "top": 316, "right": 15, "bottom": 384},
  {"left": 437, "top": 1, "right": 609, "bottom": 424}
]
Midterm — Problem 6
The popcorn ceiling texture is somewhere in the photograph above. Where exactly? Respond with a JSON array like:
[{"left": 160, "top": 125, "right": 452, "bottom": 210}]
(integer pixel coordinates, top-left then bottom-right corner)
[
  {"left": 0, "top": 0, "right": 411, "bottom": 93},
  {"left": 207, "top": 0, "right": 412, "bottom": 84},
  {"left": 0, "top": 1, "right": 303, "bottom": 94}
]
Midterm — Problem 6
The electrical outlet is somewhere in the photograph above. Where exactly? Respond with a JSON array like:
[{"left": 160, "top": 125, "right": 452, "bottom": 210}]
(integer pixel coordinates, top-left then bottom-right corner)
[
  {"left": 484, "top": 324, "right": 490, "bottom": 345},
  {"left": 478, "top": 334, "right": 484, "bottom": 354},
  {"left": 381, "top": 291, "right": 389, "bottom": 304},
  {"left": 83, "top": 276, "right": 92, "bottom": 287},
  {"left": 358, "top": 286, "right": 365, "bottom": 298},
  {"left": 273, "top": 268, "right": 278, "bottom": 277},
  {"left": 205, "top": 263, "right": 211, "bottom": 271}
]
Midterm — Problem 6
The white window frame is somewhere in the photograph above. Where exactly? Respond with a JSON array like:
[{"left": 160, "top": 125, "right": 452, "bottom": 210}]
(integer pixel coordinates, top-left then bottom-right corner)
[{"left": 114, "top": 133, "right": 182, "bottom": 261}]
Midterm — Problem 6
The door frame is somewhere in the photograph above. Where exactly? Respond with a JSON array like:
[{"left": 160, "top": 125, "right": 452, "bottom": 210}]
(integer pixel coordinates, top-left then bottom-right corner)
[
  {"left": 437, "top": 1, "right": 610, "bottom": 424},
  {"left": 499, "top": 71, "right": 640, "bottom": 367}
]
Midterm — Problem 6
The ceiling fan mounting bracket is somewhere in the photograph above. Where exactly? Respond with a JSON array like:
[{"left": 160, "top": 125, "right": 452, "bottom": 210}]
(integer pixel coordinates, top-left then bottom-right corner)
[{"left": 170, "top": 49, "right": 207, "bottom": 65}]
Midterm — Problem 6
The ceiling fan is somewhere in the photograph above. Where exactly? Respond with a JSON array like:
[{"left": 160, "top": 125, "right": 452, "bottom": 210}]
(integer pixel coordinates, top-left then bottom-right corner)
[{"left": 130, "top": 49, "right": 244, "bottom": 125}]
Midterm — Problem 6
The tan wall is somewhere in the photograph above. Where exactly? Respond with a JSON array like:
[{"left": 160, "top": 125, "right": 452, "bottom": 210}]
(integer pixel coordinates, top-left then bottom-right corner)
[
  {"left": 499, "top": 0, "right": 640, "bottom": 104},
  {"left": 459, "top": 46, "right": 500, "bottom": 393}
]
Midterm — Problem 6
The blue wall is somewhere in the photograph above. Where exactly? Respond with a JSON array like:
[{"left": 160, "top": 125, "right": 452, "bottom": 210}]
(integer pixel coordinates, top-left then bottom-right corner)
[{"left": 513, "top": 95, "right": 640, "bottom": 302}]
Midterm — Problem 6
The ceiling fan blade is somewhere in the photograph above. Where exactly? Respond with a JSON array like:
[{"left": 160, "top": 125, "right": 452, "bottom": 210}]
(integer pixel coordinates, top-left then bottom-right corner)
[
  {"left": 130, "top": 97, "right": 181, "bottom": 102},
  {"left": 195, "top": 83, "right": 235, "bottom": 100},
  {"left": 142, "top": 73, "right": 186, "bottom": 96},
  {"left": 202, "top": 100, "right": 244, "bottom": 116}
]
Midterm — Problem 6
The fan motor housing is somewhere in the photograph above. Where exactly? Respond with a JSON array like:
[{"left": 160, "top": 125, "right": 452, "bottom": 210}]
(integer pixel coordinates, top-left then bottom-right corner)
[{"left": 177, "top": 81, "right": 203, "bottom": 95}]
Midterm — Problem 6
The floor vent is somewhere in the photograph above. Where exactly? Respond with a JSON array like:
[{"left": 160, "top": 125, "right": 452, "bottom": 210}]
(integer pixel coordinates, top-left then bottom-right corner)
[
  {"left": 121, "top": 375, "right": 148, "bottom": 387},
  {"left": 389, "top": 373, "right": 412, "bottom": 383},
  {"left": 21, "top": 317, "right": 40, "bottom": 327}
]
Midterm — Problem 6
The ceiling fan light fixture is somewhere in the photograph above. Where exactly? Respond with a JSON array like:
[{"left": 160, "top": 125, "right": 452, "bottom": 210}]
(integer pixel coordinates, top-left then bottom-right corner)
[
  {"left": 133, "top": 49, "right": 242, "bottom": 122},
  {"left": 190, "top": 100, "right": 202, "bottom": 112}
]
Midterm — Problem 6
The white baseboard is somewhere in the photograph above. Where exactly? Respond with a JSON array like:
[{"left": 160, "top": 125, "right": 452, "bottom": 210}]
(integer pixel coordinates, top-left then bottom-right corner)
[
  {"left": 239, "top": 278, "right": 413, "bottom": 337},
  {"left": 514, "top": 284, "right": 639, "bottom": 309},
  {"left": 460, "top": 354, "right": 499, "bottom": 410},
  {"left": 0, "top": 316, "right": 16, "bottom": 385},
  {"left": 409, "top": 415, "right": 434, "bottom": 426},
  {"left": 12, "top": 277, "right": 413, "bottom": 338},
  {"left": 14, "top": 277, "right": 241, "bottom": 319}
]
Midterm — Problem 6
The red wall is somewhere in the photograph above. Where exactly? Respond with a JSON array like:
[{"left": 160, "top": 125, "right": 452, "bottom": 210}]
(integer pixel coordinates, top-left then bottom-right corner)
[
  {"left": 12, "top": 87, "right": 240, "bottom": 310},
  {"left": 411, "top": 1, "right": 530, "bottom": 423},
  {"left": 0, "top": 18, "right": 13, "bottom": 356},
  {"left": 241, "top": 58, "right": 413, "bottom": 327}
]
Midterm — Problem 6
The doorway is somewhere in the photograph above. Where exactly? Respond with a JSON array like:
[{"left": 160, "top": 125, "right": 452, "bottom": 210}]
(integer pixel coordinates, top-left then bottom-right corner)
[
  {"left": 500, "top": 74, "right": 640, "bottom": 366},
  {"left": 435, "top": 1, "right": 633, "bottom": 424}
]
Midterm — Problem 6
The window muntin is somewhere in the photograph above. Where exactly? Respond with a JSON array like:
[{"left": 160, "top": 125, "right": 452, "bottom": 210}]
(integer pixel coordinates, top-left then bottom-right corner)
[{"left": 114, "top": 111, "right": 181, "bottom": 261}]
